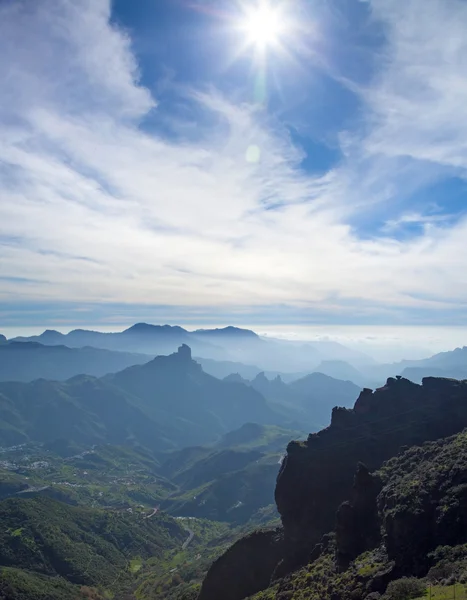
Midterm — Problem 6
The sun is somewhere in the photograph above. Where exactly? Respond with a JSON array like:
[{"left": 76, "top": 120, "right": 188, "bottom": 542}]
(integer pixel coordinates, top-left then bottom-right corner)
[{"left": 241, "top": 2, "right": 286, "bottom": 50}]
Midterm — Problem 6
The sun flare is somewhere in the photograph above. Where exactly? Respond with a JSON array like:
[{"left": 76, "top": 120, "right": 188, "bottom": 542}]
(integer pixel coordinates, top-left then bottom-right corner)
[{"left": 241, "top": 2, "right": 286, "bottom": 49}]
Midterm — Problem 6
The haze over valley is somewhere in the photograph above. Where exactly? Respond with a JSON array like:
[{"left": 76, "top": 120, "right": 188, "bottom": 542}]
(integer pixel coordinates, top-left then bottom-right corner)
[
  {"left": 2, "top": 321, "right": 467, "bottom": 598},
  {"left": 3, "top": 0, "right": 467, "bottom": 598}
]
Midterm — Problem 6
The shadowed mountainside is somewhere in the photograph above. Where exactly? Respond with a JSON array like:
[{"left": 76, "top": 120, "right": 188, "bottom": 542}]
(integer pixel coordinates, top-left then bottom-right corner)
[
  {"left": 240, "top": 429, "right": 467, "bottom": 600},
  {"left": 226, "top": 371, "right": 361, "bottom": 432},
  {"left": 0, "top": 345, "right": 283, "bottom": 451},
  {"left": 158, "top": 425, "right": 302, "bottom": 525},
  {"left": 199, "top": 376, "right": 467, "bottom": 600}
]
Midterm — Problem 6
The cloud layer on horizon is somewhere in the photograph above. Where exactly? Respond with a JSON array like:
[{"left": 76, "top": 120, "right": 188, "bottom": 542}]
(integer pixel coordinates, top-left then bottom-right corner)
[{"left": 1, "top": 0, "right": 467, "bottom": 326}]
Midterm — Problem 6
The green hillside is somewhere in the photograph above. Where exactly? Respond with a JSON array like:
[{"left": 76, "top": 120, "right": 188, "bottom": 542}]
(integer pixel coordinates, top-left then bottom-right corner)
[
  {"left": 0, "top": 496, "right": 186, "bottom": 598},
  {"left": 0, "top": 376, "right": 175, "bottom": 452},
  {"left": 0, "top": 443, "right": 175, "bottom": 508},
  {"left": 158, "top": 425, "right": 300, "bottom": 524}
]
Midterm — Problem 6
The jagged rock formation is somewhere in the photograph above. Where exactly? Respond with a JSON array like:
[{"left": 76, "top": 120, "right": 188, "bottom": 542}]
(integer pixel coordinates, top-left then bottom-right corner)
[
  {"left": 199, "top": 376, "right": 467, "bottom": 600},
  {"left": 264, "top": 428, "right": 467, "bottom": 600},
  {"left": 276, "top": 376, "right": 467, "bottom": 574}
]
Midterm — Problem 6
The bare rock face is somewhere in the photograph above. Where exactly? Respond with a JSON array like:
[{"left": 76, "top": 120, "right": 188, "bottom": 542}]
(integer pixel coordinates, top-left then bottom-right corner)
[
  {"left": 335, "top": 463, "right": 382, "bottom": 571},
  {"left": 197, "top": 529, "right": 284, "bottom": 600},
  {"left": 176, "top": 343, "right": 192, "bottom": 361}
]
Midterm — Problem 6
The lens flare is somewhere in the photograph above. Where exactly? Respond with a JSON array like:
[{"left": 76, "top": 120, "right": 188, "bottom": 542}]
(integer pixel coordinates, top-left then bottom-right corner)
[{"left": 242, "top": 2, "right": 285, "bottom": 49}]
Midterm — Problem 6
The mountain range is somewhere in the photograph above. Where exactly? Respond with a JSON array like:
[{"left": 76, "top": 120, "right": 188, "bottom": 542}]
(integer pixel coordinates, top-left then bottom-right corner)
[
  {"left": 7, "top": 323, "right": 374, "bottom": 373},
  {"left": 0, "top": 338, "right": 364, "bottom": 446},
  {"left": 6, "top": 324, "right": 467, "bottom": 390},
  {"left": 0, "top": 345, "right": 283, "bottom": 450},
  {"left": 3, "top": 323, "right": 467, "bottom": 600}
]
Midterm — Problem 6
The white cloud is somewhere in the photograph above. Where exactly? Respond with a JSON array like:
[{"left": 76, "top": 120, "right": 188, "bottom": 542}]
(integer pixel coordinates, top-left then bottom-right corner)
[{"left": 1, "top": 0, "right": 467, "bottom": 323}]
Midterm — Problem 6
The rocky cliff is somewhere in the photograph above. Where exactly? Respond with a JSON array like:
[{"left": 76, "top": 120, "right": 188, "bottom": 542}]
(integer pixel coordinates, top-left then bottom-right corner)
[
  {"left": 199, "top": 376, "right": 467, "bottom": 600},
  {"left": 254, "top": 428, "right": 467, "bottom": 600}
]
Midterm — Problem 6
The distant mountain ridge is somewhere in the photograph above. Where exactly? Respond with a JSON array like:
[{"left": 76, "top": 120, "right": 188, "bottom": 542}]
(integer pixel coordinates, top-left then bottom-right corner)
[
  {"left": 8, "top": 323, "right": 374, "bottom": 373},
  {"left": 0, "top": 341, "right": 152, "bottom": 382},
  {"left": 12, "top": 323, "right": 257, "bottom": 349},
  {"left": 358, "top": 345, "right": 467, "bottom": 384},
  {"left": 223, "top": 370, "right": 361, "bottom": 432},
  {"left": 11, "top": 324, "right": 226, "bottom": 359}
]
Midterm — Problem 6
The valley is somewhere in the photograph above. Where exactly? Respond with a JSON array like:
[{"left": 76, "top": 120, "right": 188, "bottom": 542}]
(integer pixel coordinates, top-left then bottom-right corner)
[
  {"left": 0, "top": 421, "right": 290, "bottom": 599},
  {"left": 2, "top": 325, "right": 467, "bottom": 600}
]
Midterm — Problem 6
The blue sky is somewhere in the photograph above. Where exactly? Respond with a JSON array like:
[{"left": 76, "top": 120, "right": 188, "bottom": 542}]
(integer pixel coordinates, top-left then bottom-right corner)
[{"left": 1, "top": 0, "right": 467, "bottom": 335}]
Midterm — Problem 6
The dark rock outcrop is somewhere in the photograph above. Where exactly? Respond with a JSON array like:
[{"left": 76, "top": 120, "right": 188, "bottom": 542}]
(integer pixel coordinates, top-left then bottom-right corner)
[
  {"left": 198, "top": 529, "right": 284, "bottom": 600},
  {"left": 335, "top": 463, "right": 382, "bottom": 571},
  {"left": 275, "top": 377, "right": 467, "bottom": 573},
  {"left": 200, "top": 376, "right": 467, "bottom": 600}
]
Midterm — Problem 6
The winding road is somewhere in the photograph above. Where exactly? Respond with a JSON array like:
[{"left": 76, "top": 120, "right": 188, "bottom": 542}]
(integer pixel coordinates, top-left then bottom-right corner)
[
  {"left": 182, "top": 527, "right": 195, "bottom": 550},
  {"left": 144, "top": 505, "right": 159, "bottom": 519}
]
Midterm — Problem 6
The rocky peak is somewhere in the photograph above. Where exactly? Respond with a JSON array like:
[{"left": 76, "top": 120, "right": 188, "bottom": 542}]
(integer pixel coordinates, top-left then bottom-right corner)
[
  {"left": 223, "top": 373, "right": 249, "bottom": 385},
  {"left": 0, "top": 334, "right": 6, "bottom": 344},
  {"left": 176, "top": 344, "right": 192, "bottom": 361},
  {"left": 353, "top": 387, "right": 374, "bottom": 413},
  {"left": 142, "top": 344, "right": 197, "bottom": 373}
]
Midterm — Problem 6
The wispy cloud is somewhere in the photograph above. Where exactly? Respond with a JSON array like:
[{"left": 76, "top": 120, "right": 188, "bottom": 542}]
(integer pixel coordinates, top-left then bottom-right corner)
[
  {"left": 0, "top": 0, "right": 467, "bottom": 326},
  {"left": 365, "top": 0, "right": 467, "bottom": 170}
]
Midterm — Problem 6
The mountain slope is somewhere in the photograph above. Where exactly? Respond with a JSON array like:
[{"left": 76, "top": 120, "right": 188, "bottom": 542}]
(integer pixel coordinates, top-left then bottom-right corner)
[
  {"left": 0, "top": 346, "right": 283, "bottom": 451},
  {"left": 233, "top": 371, "right": 361, "bottom": 432},
  {"left": 215, "top": 423, "right": 303, "bottom": 452},
  {"left": 105, "top": 345, "right": 283, "bottom": 446},
  {"left": 157, "top": 424, "right": 302, "bottom": 524},
  {"left": 0, "top": 496, "right": 185, "bottom": 596},
  {"left": 164, "top": 454, "right": 281, "bottom": 524},
  {"left": 309, "top": 360, "right": 368, "bottom": 386},
  {"left": 0, "top": 341, "right": 151, "bottom": 382},
  {"left": 197, "top": 357, "right": 267, "bottom": 380},
  {"left": 0, "top": 375, "right": 175, "bottom": 451}
]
